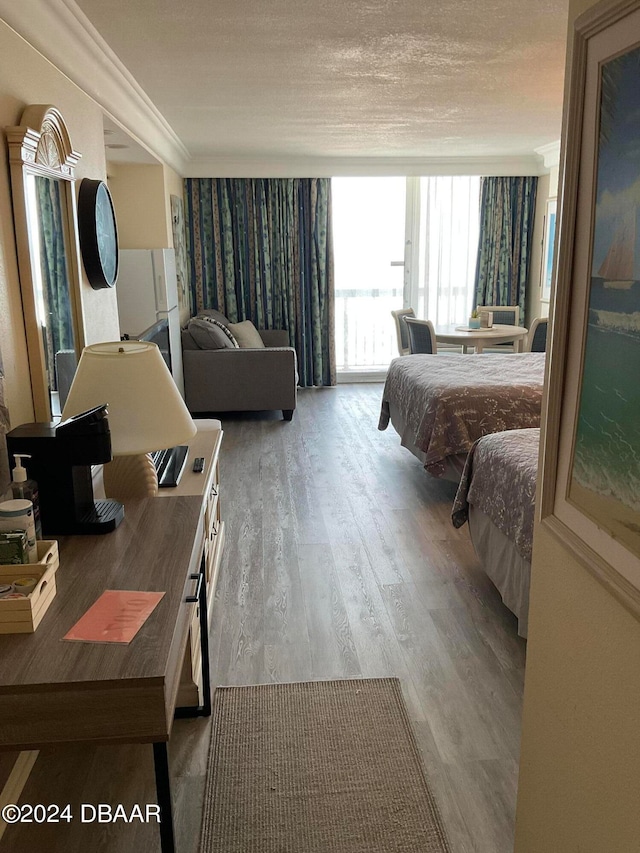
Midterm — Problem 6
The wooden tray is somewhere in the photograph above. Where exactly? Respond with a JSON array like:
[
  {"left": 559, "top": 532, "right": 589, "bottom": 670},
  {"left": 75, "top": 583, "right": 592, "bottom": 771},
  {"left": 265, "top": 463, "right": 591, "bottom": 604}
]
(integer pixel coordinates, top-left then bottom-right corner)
[{"left": 0, "top": 540, "right": 59, "bottom": 633}]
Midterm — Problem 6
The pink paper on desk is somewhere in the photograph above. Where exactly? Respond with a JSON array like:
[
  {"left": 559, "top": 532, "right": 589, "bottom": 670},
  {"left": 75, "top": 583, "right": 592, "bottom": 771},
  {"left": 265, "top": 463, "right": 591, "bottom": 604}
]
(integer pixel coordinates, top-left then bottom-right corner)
[{"left": 63, "top": 590, "right": 165, "bottom": 644}]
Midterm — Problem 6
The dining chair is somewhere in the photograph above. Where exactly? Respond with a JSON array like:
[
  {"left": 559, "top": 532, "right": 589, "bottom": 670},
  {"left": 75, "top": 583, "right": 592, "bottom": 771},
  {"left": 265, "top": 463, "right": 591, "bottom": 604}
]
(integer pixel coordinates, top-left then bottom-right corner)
[
  {"left": 526, "top": 317, "right": 548, "bottom": 352},
  {"left": 478, "top": 305, "right": 520, "bottom": 326},
  {"left": 391, "top": 307, "right": 415, "bottom": 356},
  {"left": 404, "top": 317, "right": 438, "bottom": 354},
  {"left": 477, "top": 305, "right": 520, "bottom": 351}
]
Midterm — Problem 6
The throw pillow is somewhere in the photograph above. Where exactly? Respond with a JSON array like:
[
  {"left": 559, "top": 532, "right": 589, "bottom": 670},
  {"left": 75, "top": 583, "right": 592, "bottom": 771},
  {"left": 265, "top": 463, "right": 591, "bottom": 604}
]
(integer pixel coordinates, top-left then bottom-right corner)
[
  {"left": 227, "top": 320, "right": 265, "bottom": 348},
  {"left": 197, "top": 308, "right": 230, "bottom": 327},
  {"left": 188, "top": 317, "right": 239, "bottom": 350}
]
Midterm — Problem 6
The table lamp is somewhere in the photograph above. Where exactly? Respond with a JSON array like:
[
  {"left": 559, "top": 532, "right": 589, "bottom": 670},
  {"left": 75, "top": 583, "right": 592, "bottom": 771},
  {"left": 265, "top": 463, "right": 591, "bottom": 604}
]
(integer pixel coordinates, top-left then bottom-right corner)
[{"left": 62, "top": 341, "right": 196, "bottom": 501}]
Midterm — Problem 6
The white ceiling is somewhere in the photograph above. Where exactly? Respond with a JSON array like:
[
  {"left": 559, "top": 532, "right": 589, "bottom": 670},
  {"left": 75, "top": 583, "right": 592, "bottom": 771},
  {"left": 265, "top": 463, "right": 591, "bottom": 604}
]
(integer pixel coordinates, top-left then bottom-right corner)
[
  {"left": 72, "top": 0, "right": 568, "bottom": 171},
  {"left": 70, "top": 0, "right": 568, "bottom": 172}
]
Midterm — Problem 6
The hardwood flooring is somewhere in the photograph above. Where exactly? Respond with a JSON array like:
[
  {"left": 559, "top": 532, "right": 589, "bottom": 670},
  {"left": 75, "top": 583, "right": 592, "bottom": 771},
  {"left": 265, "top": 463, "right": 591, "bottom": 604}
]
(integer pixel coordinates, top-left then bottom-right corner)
[{"left": 3, "top": 384, "right": 526, "bottom": 852}]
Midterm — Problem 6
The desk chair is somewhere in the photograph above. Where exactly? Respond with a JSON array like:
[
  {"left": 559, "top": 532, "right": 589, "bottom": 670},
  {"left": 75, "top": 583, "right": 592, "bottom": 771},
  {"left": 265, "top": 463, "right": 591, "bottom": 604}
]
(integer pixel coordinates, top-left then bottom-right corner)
[
  {"left": 391, "top": 308, "right": 415, "bottom": 356},
  {"left": 526, "top": 317, "right": 548, "bottom": 352},
  {"left": 404, "top": 317, "right": 438, "bottom": 354}
]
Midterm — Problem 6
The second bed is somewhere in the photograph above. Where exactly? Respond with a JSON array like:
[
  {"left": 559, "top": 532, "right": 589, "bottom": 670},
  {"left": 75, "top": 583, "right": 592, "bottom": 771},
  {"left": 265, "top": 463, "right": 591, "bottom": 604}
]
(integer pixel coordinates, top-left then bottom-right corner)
[{"left": 452, "top": 427, "right": 540, "bottom": 637}]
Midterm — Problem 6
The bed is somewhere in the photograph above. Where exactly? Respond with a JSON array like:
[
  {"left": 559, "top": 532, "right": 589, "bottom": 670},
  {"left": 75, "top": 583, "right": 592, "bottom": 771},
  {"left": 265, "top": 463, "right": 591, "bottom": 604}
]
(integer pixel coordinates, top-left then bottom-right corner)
[
  {"left": 451, "top": 428, "right": 540, "bottom": 637},
  {"left": 378, "top": 352, "right": 545, "bottom": 481}
]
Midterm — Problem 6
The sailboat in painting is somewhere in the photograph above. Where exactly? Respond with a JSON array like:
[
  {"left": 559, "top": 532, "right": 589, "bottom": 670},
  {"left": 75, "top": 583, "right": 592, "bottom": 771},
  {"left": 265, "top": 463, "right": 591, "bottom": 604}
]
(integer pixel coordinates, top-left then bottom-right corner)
[{"left": 598, "top": 209, "right": 635, "bottom": 290}]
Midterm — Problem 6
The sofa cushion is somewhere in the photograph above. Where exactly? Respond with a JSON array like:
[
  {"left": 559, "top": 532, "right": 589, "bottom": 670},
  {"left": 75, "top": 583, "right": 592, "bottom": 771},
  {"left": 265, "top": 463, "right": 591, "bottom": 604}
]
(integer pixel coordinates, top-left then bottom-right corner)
[
  {"left": 188, "top": 317, "right": 239, "bottom": 350},
  {"left": 181, "top": 329, "right": 200, "bottom": 350},
  {"left": 197, "top": 308, "right": 230, "bottom": 326},
  {"left": 227, "top": 319, "right": 265, "bottom": 349}
]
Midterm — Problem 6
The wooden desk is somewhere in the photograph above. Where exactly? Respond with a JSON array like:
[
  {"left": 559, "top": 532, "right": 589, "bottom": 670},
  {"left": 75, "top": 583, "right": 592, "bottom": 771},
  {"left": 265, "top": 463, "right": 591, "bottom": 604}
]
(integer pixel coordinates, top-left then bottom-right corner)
[
  {"left": 435, "top": 323, "right": 529, "bottom": 353},
  {"left": 158, "top": 420, "right": 225, "bottom": 709},
  {"left": 0, "top": 420, "right": 223, "bottom": 852}
]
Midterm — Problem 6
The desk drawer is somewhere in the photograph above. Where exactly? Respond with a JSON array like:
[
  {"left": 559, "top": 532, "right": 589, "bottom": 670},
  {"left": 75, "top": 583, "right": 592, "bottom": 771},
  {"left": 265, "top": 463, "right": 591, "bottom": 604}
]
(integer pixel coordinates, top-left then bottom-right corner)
[
  {"left": 204, "top": 483, "right": 220, "bottom": 539},
  {"left": 205, "top": 521, "right": 224, "bottom": 609},
  {"left": 165, "top": 566, "right": 201, "bottom": 720},
  {"left": 177, "top": 596, "right": 203, "bottom": 708}
]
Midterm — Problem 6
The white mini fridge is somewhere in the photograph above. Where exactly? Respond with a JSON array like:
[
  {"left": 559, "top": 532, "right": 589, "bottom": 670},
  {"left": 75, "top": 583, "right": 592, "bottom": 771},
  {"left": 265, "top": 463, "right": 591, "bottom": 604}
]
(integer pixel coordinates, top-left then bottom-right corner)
[{"left": 116, "top": 248, "right": 185, "bottom": 398}]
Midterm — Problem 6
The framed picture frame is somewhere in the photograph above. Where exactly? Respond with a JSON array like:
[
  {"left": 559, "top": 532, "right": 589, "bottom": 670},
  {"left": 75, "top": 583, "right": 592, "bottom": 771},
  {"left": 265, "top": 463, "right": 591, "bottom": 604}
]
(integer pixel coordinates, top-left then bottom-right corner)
[
  {"left": 540, "top": 0, "right": 640, "bottom": 612},
  {"left": 540, "top": 198, "right": 557, "bottom": 303},
  {"left": 170, "top": 194, "right": 192, "bottom": 318}
]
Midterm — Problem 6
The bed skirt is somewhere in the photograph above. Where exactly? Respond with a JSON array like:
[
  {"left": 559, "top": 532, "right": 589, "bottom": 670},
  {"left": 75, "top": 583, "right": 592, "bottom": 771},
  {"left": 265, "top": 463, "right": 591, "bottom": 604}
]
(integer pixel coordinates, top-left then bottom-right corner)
[
  {"left": 386, "top": 400, "right": 466, "bottom": 483},
  {"left": 468, "top": 504, "right": 530, "bottom": 638}
]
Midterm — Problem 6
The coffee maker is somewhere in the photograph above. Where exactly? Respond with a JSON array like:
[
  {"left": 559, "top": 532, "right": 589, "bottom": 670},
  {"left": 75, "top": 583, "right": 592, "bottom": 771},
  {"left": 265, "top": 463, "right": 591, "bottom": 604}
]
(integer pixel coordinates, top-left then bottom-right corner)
[{"left": 6, "top": 405, "right": 124, "bottom": 535}]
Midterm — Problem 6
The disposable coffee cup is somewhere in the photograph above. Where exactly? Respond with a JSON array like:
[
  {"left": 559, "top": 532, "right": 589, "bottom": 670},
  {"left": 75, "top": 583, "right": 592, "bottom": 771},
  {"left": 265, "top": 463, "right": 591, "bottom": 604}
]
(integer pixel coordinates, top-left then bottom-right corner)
[
  {"left": 0, "top": 500, "right": 38, "bottom": 562},
  {"left": 13, "top": 577, "right": 38, "bottom": 595}
]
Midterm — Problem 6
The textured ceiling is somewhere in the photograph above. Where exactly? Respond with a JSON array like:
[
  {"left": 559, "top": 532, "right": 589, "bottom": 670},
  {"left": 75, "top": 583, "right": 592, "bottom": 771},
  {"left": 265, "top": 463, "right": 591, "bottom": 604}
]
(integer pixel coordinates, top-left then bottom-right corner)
[{"left": 75, "top": 0, "right": 568, "bottom": 163}]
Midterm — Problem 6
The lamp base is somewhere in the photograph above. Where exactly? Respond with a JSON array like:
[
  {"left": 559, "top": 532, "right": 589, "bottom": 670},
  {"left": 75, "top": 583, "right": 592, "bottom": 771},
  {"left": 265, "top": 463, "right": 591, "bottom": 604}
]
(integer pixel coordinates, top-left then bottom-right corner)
[{"left": 103, "top": 453, "right": 159, "bottom": 502}]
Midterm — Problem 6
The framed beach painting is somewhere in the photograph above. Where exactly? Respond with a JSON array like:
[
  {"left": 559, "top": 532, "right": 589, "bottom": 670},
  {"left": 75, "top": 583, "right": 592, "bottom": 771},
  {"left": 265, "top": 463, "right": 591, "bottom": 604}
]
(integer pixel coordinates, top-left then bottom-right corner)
[
  {"left": 541, "top": 0, "right": 640, "bottom": 606},
  {"left": 541, "top": 198, "right": 556, "bottom": 303}
]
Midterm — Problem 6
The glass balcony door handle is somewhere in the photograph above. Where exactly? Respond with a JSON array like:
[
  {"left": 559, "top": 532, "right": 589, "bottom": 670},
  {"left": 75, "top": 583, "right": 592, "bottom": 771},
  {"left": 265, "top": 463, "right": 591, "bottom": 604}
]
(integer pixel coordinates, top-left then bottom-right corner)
[{"left": 390, "top": 261, "right": 405, "bottom": 266}]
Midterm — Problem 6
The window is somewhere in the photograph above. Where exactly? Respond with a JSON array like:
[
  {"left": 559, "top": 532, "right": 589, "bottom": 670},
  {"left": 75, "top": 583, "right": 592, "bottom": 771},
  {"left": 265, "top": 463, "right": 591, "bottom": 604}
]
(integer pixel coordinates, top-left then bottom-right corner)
[
  {"left": 409, "top": 176, "right": 481, "bottom": 327},
  {"left": 333, "top": 176, "right": 481, "bottom": 374},
  {"left": 333, "top": 177, "right": 406, "bottom": 371}
]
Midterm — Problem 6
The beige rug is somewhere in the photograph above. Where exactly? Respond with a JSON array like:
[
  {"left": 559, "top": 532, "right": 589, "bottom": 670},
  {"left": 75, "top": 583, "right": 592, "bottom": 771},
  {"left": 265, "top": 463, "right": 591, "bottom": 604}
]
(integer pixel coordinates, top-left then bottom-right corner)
[{"left": 199, "top": 678, "right": 451, "bottom": 852}]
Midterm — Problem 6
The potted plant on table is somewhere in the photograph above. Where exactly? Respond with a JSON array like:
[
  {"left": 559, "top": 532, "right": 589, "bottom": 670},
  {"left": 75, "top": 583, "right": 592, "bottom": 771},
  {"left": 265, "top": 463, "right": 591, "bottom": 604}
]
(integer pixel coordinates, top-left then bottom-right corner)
[{"left": 468, "top": 309, "right": 481, "bottom": 329}]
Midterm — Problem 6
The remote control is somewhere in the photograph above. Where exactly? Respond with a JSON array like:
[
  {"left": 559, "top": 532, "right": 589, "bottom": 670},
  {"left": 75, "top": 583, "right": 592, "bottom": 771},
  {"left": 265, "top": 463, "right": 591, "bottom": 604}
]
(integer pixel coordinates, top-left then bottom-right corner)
[{"left": 192, "top": 456, "right": 205, "bottom": 473}]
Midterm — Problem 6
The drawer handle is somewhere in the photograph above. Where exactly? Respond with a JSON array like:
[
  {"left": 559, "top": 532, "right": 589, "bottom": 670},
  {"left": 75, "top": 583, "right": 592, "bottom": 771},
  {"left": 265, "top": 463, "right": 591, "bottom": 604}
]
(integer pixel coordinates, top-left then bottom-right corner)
[{"left": 185, "top": 573, "right": 203, "bottom": 604}]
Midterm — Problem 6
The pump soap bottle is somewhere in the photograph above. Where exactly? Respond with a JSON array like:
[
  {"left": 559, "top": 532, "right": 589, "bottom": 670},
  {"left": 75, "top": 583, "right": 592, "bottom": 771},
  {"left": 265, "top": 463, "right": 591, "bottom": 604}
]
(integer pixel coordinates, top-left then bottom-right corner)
[{"left": 10, "top": 454, "right": 42, "bottom": 539}]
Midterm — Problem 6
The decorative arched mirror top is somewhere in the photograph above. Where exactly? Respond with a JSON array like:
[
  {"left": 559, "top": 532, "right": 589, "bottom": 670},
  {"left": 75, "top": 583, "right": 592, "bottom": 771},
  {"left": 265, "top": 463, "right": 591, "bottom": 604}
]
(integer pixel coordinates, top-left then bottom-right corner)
[
  {"left": 9, "top": 105, "right": 80, "bottom": 176},
  {"left": 6, "top": 105, "right": 84, "bottom": 422}
]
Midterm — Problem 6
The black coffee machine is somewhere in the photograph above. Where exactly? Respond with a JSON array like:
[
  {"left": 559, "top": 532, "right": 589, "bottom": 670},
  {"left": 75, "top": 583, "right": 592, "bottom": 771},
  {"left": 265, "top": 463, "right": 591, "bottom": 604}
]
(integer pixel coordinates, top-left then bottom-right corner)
[{"left": 6, "top": 405, "right": 124, "bottom": 536}]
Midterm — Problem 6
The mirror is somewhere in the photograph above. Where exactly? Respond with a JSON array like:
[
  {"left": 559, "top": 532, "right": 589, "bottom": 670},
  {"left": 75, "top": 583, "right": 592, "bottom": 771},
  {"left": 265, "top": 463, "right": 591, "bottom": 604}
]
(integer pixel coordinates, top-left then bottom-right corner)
[{"left": 6, "top": 105, "right": 84, "bottom": 421}]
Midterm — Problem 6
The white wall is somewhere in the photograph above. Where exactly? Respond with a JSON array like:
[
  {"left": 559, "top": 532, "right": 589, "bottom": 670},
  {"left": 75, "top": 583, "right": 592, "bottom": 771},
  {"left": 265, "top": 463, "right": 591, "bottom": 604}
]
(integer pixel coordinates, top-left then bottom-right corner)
[{"left": 108, "top": 163, "right": 170, "bottom": 249}]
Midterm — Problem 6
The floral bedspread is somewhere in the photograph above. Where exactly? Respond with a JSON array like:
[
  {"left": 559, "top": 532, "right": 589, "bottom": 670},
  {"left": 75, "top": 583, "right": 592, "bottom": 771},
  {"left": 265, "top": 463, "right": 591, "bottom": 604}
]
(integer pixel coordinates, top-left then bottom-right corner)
[
  {"left": 378, "top": 353, "right": 545, "bottom": 477},
  {"left": 452, "top": 428, "right": 541, "bottom": 560}
]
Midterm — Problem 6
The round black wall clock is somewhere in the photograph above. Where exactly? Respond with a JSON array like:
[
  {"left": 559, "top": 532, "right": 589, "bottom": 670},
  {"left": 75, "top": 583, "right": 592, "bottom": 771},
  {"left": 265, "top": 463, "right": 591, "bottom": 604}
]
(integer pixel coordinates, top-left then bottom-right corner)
[{"left": 77, "top": 178, "right": 119, "bottom": 289}]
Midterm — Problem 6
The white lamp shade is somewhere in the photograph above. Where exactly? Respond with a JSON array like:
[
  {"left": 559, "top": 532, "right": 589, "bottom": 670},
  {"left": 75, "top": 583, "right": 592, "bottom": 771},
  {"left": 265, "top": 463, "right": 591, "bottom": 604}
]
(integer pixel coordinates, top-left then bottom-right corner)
[{"left": 62, "top": 341, "right": 196, "bottom": 455}]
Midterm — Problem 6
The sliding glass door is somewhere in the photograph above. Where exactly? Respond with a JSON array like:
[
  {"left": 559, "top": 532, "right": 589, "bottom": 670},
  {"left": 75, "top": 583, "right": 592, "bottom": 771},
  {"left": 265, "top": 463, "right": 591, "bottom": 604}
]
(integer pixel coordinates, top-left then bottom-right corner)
[
  {"left": 332, "top": 177, "right": 406, "bottom": 372},
  {"left": 333, "top": 175, "right": 481, "bottom": 375}
]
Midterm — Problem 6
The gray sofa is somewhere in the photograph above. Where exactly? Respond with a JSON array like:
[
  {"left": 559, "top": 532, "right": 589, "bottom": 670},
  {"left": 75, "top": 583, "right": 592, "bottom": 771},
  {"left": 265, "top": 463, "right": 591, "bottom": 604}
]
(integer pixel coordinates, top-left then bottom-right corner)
[{"left": 181, "top": 327, "right": 298, "bottom": 419}]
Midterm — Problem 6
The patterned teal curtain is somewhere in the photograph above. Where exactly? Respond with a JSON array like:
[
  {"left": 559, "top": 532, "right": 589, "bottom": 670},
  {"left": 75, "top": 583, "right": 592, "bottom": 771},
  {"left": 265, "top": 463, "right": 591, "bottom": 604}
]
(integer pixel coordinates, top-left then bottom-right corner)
[
  {"left": 473, "top": 176, "right": 538, "bottom": 322},
  {"left": 35, "top": 177, "right": 74, "bottom": 386},
  {"left": 184, "top": 178, "right": 335, "bottom": 387}
]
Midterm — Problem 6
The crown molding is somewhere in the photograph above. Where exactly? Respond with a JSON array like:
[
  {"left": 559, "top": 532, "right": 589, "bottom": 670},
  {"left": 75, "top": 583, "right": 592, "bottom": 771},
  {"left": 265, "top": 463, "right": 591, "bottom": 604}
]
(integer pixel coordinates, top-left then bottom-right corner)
[
  {"left": 0, "top": 0, "right": 189, "bottom": 174},
  {"left": 184, "top": 153, "right": 546, "bottom": 178},
  {"left": 535, "top": 140, "right": 561, "bottom": 170}
]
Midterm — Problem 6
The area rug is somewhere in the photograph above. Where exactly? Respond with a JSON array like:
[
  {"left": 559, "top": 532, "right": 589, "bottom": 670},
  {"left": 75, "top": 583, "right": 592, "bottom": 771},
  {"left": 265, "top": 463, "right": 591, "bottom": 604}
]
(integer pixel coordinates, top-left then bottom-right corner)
[{"left": 199, "top": 678, "right": 451, "bottom": 852}]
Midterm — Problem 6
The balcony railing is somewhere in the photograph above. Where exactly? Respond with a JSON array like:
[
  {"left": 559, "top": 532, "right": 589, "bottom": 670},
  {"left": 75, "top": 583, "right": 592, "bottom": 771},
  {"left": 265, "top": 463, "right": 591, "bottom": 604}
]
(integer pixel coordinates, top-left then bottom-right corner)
[{"left": 335, "top": 287, "right": 403, "bottom": 371}]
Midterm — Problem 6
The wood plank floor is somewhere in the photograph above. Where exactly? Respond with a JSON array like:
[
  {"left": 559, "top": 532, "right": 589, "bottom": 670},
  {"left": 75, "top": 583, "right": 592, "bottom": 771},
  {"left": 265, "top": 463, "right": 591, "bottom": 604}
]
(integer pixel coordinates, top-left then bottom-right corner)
[{"left": 3, "top": 384, "right": 526, "bottom": 853}]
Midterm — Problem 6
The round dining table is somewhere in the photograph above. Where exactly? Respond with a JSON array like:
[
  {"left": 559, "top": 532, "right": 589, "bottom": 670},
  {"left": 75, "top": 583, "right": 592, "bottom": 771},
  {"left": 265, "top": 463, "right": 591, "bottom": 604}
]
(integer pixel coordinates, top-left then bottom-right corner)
[{"left": 434, "top": 323, "right": 529, "bottom": 353}]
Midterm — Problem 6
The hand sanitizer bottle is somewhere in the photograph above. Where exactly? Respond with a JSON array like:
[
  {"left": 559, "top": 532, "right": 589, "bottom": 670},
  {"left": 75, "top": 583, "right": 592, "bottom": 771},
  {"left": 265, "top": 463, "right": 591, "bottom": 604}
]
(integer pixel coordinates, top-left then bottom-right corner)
[{"left": 10, "top": 454, "right": 42, "bottom": 540}]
